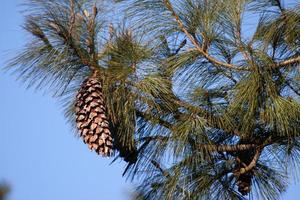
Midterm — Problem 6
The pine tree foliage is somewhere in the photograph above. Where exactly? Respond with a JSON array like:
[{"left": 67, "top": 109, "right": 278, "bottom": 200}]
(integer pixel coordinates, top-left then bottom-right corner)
[{"left": 6, "top": 0, "right": 300, "bottom": 199}]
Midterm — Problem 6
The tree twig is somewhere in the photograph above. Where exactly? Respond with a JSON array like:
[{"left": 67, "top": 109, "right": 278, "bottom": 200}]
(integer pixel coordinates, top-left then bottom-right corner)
[
  {"left": 163, "top": 0, "right": 249, "bottom": 71},
  {"left": 140, "top": 136, "right": 257, "bottom": 152},
  {"left": 68, "top": 0, "right": 75, "bottom": 36},
  {"left": 284, "top": 79, "right": 300, "bottom": 96},
  {"left": 274, "top": 56, "right": 300, "bottom": 68},
  {"left": 49, "top": 21, "right": 99, "bottom": 71},
  {"left": 234, "top": 148, "right": 261, "bottom": 176},
  {"left": 150, "top": 160, "right": 190, "bottom": 196},
  {"left": 136, "top": 110, "right": 173, "bottom": 129}
]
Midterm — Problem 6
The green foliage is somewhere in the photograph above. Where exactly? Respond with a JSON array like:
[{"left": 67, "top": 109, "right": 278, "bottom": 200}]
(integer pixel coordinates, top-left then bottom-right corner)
[{"left": 6, "top": 0, "right": 300, "bottom": 199}]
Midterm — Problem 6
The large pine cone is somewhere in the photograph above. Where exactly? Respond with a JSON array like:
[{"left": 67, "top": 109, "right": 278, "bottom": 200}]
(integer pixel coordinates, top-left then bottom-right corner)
[{"left": 75, "top": 73, "right": 113, "bottom": 156}]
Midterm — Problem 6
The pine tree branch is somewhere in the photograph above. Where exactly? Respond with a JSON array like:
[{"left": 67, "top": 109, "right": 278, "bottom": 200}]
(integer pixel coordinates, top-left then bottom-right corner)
[
  {"left": 48, "top": 21, "right": 99, "bottom": 71},
  {"left": 137, "top": 98, "right": 242, "bottom": 138},
  {"left": 234, "top": 148, "right": 261, "bottom": 176},
  {"left": 274, "top": 56, "right": 300, "bottom": 68},
  {"left": 232, "top": 4, "right": 253, "bottom": 66},
  {"left": 140, "top": 136, "right": 170, "bottom": 142},
  {"left": 68, "top": 0, "right": 75, "bottom": 36},
  {"left": 136, "top": 110, "right": 173, "bottom": 129},
  {"left": 174, "top": 100, "right": 241, "bottom": 136},
  {"left": 173, "top": 39, "right": 187, "bottom": 55},
  {"left": 219, "top": 70, "right": 238, "bottom": 84},
  {"left": 151, "top": 160, "right": 170, "bottom": 177},
  {"left": 274, "top": 0, "right": 284, "bottom": 12},
  {"left": 150, "top": 160, "right": 190, "bottom": 196},
  {"left": 163, "top": 0, "right": 249, "bottom": 71},
  {"left": 285, "top": 80, "right": 300, "bottom": 96},
  {"left": 87, "top": 5, "right": 98, "bottom": 62},
  {"left": 233, "top": 137, "right": 275, "bottom": 176},
  {"left": 25, "top": 18, "right": 53, "bottom": 49},
  {"left": 140, "top": 136, "right": 257, "bottom": 152},
  {"left": 235, "top": 157, "right": 248, "bottom": 168},
  {"left": 200, "top": 144, "right": 257, "bottom": 152}
]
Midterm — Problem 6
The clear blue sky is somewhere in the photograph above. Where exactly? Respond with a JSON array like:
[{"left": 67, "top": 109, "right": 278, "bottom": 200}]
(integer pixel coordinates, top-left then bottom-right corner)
[{"left": 0, "top": 1, "right": 299, "bottom": 200}]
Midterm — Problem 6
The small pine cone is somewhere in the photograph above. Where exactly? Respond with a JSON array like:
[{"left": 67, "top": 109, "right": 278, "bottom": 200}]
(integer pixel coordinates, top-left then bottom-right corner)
[
  {"left": 237, "top": 173, "right": 252, "bottom": 196},
  {"left": 75, "top": 74, "right": 113, "bottom": 157},
  {"left": 235, "top": 148, "right": 255, "bottom": 196}
]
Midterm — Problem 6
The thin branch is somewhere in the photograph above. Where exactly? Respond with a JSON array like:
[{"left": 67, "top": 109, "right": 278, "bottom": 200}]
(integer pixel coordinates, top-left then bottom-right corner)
[
  {"left": 172, "top": 39, "right": 187, "bottom": 55},
  {"left": 140, "top": 136, "right": 257, "bottom": 152},
  {"left": 234, "top": 148, "right": 262, "bottom": 176},
  {"left": 140, "top": 136, "right": 169, "bottom": 142},
  {"left": 200, "top": 144, "right": 257, "bottom": 152},
  {"left": 286, "top": 80, "right": 300, "bottom": 96},
  {"left": 150, "top": 160, "right": 190, "bottom": 196},
  {"left": 223, "top": 72, "right": 238, "bottom": 84},
  {"left": 233, "top": 19, "right": 254, "bottom": 68},
  {"left": 48, "top": 21, "right": 99, "bottom": 71},
  {"left": 274, "top": 0, "right": 285, "bottom": 12},
  {"left": 68, "top": 0, "right": 75, "bottom": 36},
  {"left": 136, "top": 110, "right": 173, "bottom": 129},
  {"left": 274, "top": 56, "right": 300, "bottom": 68},
  {"left": 163, "top": 0, "right": 249, "bottom": 71},
  {"left": 235, "top": 157, "right": 248, "bottom": 168},
  {"left": 233, "top": 137, "right": 274, "bottom": 176},
  {"left": 87, "top": 5, "right": 98, "bottom": 62},
  {"left": 151, "top": 160, "right": 170, "bottom": 177},
  {"left": 26, "top": 18, "right": 53, "bottom": 49},
  {"left": 173, "top": 100, "right": 242, "bottom": 136}
]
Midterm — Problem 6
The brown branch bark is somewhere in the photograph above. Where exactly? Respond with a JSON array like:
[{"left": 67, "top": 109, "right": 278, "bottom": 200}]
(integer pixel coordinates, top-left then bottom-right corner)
[
  {"left": 274, "top": 56, "right": 300, "bottom": 68},
  {"left": 234, "top": 148, "right": 261, "bottom": 176}
]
